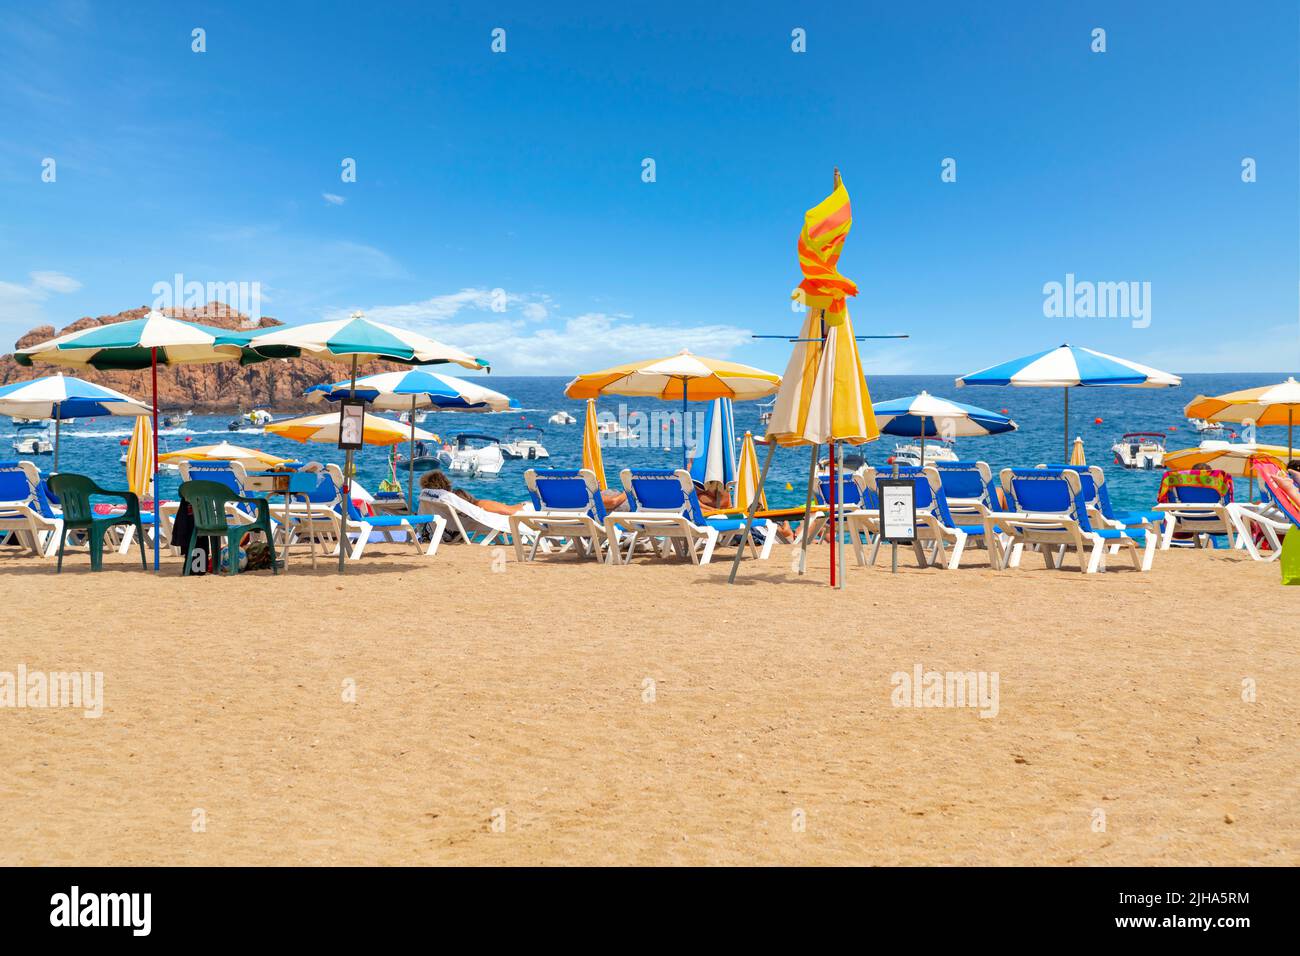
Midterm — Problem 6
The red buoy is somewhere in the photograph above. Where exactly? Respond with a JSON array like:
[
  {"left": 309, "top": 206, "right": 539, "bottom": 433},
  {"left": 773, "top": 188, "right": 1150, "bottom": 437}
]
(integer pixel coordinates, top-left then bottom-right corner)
[{"left": 1093, "top": 417, "right": 1103, "bottom": 425}]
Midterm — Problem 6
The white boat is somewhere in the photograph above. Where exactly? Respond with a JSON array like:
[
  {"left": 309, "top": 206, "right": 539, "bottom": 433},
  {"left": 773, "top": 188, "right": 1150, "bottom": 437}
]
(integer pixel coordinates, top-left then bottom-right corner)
[
  {"left": 758, "top": 399, "right": 776, "bottom": 426},
  {"left": 888, "top": 439, "right": 959, "bottom": 467},
  {"left": 12, "top": 424, "right": 53, "bottom": 455},
  {"left": 500, "top": 426, "right": 550, "bottom": 461},
  {"left": 596, "top": 418, "right": 637, "bottom": 441},
  {"left": 548, "top": 410, "right": 576, "bottom": 425},
  {"left": 398, "top": 409, "right": 429, "bottom": 425},
  {"left": 10, "top": 416, "right": 53, "bottom": 427},
  {"left": 1111, "top": 432, "right": 1166, "bottom": 470},
  {"left": 438, "top": 433, "right": 505, "bottom": 477},
  {"left": 1189, "top": 418, "right": 1232, "bottom": 441},
  {"left": 228, "top": 409, "right": 272, "bottom": 430}
]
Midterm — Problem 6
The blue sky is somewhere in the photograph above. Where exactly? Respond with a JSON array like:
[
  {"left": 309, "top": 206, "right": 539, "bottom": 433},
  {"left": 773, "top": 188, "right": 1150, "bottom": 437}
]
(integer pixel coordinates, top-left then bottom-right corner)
[{"left": 1, "top": 0, "right": 1297, "bottom": 375}]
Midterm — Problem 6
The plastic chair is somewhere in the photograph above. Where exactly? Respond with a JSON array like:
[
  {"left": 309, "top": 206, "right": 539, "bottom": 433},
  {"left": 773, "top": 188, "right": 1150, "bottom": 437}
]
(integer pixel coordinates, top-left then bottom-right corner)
[
  {"left": 47, "top": 473, "right": 146, "bottom": 572},
  {"left": 179, "top": 479, "right": 278, "bottom": 576}
]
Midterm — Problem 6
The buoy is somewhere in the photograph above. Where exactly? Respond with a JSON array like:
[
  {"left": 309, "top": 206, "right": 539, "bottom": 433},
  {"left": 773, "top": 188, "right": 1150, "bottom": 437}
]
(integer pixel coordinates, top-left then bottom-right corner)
[
  {"left": 785, "top": 482, "right": 793, "bottom": 491},
  {"left": 1000, "top": 408, "right": 1009, "bottom": 414},
  {"left": 119, "top": 439, "right": 129, "bottom": 446},
  {"left": 185, "top": 436, "right": 192, "bottom": 442},
  {"left": 1094, "top": 417, "right": 1103, "bottom": 425}
]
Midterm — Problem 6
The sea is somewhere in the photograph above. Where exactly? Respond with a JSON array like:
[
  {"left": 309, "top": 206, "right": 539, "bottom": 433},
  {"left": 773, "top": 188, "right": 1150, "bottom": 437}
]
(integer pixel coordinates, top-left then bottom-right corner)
[{"left": 4, "top": 373, "right": 1292, "bottom": 513}]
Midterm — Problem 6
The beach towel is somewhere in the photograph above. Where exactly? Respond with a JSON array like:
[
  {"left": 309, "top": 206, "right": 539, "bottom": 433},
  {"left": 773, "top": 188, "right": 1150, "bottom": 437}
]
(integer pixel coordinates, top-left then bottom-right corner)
[{"left": 1156, "top": 468, "right": 1233, "bottom": 504}]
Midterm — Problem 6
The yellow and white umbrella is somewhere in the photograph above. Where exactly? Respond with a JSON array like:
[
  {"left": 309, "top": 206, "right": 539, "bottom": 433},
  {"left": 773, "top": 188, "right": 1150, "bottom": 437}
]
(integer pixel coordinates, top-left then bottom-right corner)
[
  {"left": 1163, "top": 441, "right": 1290, "bottom": 479},
  {"left": 126, "top": 415, "right": 154, "bottom": 498},
  {"left": 265, "top": 411, "right": 435, "bottom": 447},
  {"left": 1185, "top": 377, "right": 1300, "bottom": 457},
  {"left": 1069, "top": 436, "right": 1087, "bottom": 467},
  {"left": 159, "top": 442, "right": 297, "bottom": 470},
  {"left": 565, "top": 350, "right": 780, "bottom": 402},
  {"left": 581, "top": 398, "right": 607, "bottom": 490},
  {"left": 735, "top": 431, "right": 768, "bottom": 512}
]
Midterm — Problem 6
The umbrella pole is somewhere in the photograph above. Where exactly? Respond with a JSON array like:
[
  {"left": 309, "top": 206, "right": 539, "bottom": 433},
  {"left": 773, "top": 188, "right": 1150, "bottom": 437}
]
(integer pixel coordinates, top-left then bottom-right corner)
[
  {"left": 836, "top": 440, "right": 845, "bottom": 590},
  {"left": 339, "top": 354, "right": 358, "bottom": 574},
  {"left": 1289, "top": 408, "right": 1294, "bottom": 460},
  {"left": 1063, "top": 387, "right": 1069, "bottom": 464},
  {"left": 151, "top": 347, "right": 159, "bottom": 572},
  {"left": 920, "top": 415, "right": 927, "bottom": 467},
  {"left": 53, "top": 402, "right": 60, "bottom": 472},
  {"left": 409, "top": 395, "right": 416, "bottom": 514},
  {"left": 682, "top": 379, "right": 688, "bottom": 470},
  {"left": 829, "top": 439, "right": 837, "bottom": 587},
  {"left": 727, "top": 439, "right": 778, "bottom": 585},
  {"left": 797, "top": 443, "right": 818, "bottom": 575}
]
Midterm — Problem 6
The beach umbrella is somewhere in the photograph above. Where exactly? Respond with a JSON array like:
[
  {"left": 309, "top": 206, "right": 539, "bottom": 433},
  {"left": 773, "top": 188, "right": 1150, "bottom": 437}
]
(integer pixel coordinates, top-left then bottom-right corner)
[
  {"left": 265, "top": 411, "right": 435, "bottom": 447},
  {"left": 956, "top": 344, "right": 1181, "bottom": 462},
  {"left": 158, "top": 442, "right": 297, "bottom": 470},
  {"left": 0, "top": 373, "right": 149, "bottom": 470},
  {"left": 1164, "top": 441, "right": 1291, "bottom": 499},
  {"left": 688, "top": 397, "right": 738, "bottom": 489},
  {"left": 1069, "top": 436, "right": 1087, "bottom": 467},
  {"left": 232, "top": 311, "right": 487, "bottom": 572},
  {"left": 871, "top": 391, "right": 1016, "bottom": 466},
  {"left": 734, "top": 431, "right": 767, "bottom": 512},
  {"left": 1184, "top": 377, "right": 1300, "bottom": 458},
  {"left": 564, "top": 350, "right": 780, "bottom": 469},
  {"left": 126, "top": 415, "right": 154, "bottom": 499},
  {"left": 305, "top": 368, "right": 512, "bottom": 512},
  {"left": 736, "top": 173, "right": 880, "bottom": 588},
  {"left": 15, "top": 311, "right": 246, "bottom": 570},
  {"left": 581, "top": 399, "right": 607, "bottom": 490}
]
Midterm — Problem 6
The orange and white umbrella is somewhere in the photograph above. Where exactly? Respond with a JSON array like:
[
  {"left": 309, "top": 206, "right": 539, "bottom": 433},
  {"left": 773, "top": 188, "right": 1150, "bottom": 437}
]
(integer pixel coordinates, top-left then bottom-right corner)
[
  {"left": 1185, "top": 377, "right": 1300, "bottom": 457},
  {"left": 265, "top": 412, "right": 434, "bottom": 447}
]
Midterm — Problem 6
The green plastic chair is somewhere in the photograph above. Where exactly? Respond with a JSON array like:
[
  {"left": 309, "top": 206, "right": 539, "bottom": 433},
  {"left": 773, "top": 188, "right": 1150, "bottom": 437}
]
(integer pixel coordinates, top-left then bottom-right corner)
[
  {"left": 179, "top": 479, "right": 278, "bottom": 576},
  {"left": 47, "top": 473, "right": 147, "bottom": 572}
]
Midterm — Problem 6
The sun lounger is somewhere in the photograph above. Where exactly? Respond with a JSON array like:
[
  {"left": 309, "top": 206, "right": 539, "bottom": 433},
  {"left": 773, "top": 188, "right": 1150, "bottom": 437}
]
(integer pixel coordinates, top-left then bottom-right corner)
[
  {"left": 0, "top": 461, "right": 63, "bottom": 557},
  {"left": 1152, "top": 469, "right": 1236, "bottom": 549},
  {"left": 856, "top": 466, "right": 1001, "bottom": 569},
  {"left": 1226, "top": 459, "right": 1300, "bottom": 561},
  {"left": 510, "top": 468, "right": 613, "bottom": 562},
  {"left": 998, "top": 468, "right": 1158, "bottom": 572},
  {"left": 613, "top": 468, "right": 776, "bottom": 566},
  {"left": 323, "top": 465, "right": 443, "bottom": 559},
  {"left": 419, "top": 488, "right": 536, "bottom": 547}
]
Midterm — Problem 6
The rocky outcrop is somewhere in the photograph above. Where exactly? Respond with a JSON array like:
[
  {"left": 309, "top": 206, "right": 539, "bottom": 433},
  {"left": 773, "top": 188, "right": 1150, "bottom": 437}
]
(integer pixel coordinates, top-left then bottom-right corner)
[{"left": 1, "top": 303, "right": 404, "bottom": 412}]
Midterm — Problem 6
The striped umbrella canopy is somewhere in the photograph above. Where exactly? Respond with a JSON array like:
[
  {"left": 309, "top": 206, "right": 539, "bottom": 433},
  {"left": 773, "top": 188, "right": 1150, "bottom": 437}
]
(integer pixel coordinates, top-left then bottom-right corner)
[
  {"left": 126, "top": 416, "right": 154, "bottom": 498},
  {"left": 1163, "top": 442, "right": 1291, "bottom": 479},
  {"left": 872, "top": 391, "right": 1017, "bottom": 468},
  {"left": 15, "top": 312, "right": 247, "bottom": 570},
  {"left": 0, "top": 373, "right": 150, "bottom": 470},
  {"left": 227, "top": 314, "right": 487, "bottom": 369},
  {"left": 265, "top": 411, "right": 435, "bottom": 447},
  {"left": 581, "top": 399, "right": 607, "bottom": 490},
  {"left": 688, "top": 397, "right": 737, "bottom": 489},
  {"left": 734, "top": 431, "right": 767, "bottom": 512},
  {"left": 159, "top": 442, "right": 297, "bottom": 470},
  {"left": 1184, "top": 377, "right": 1300, "bottom": 457},
  {"left": 956, "top": 343, "right": 1180, "bottom": 460}
]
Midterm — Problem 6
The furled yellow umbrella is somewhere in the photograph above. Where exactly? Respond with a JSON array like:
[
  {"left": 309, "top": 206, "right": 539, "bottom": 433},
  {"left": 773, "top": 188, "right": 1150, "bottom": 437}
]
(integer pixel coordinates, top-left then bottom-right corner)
[
  {"left": 159, "top": 441, "right": 297, "bottom": 470},
  {"left": 1185, "top": 377, "right": 1300, "bottom": 458},
  {"left": 1069, "top": 436, "right": 1087, "bottom": 467},
  {"left": 734, "top": 431, "right": 768, "bottom": 512},
  {"left": 581, "top": 398, "right": 607, "bottom": 490},
  {"left": 126, "top": 415, "right": 154, "bottom": 498},
  {"left": 265, "top": 411, "right": 435, "bottom": 447}
]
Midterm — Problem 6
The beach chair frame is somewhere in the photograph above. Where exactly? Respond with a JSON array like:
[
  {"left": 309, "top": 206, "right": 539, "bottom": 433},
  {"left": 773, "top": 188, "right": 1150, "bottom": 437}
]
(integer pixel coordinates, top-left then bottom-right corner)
[{"left": 510, "top": 468, "right": 612, "bottom": 563}]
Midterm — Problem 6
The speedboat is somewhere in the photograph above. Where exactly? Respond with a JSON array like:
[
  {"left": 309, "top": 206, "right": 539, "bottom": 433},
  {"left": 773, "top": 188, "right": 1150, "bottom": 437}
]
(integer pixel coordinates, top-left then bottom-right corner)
[
  {"left": 500, "top": 426, "right": 550, "bottom": 461},
  {"left": 1189, "top": 418, "right": 1232, "bottom": 441},
  {"left": 228, "top": 409, "right": 272, "bottom": 430},
  {"left": 548, "top": 410, "right": 576, "bottom": 425},
  {"left": 10, "top": 416, "right": 53, "bottom": 427},
  {"left": 888, "top": 439, "right": 959, "bottom": 467},
  {"left": 393, "top": 439, "right": 443, "bottom": 473},
  {"left": 161, "top": 411, "right": 190, "bottom": 428},
  {"left": 1111, "top": 432, "right": 1166, "bottom": 470},
  {"left": 438, "top": 433, "right": 505, "bottom": 477},
  {"left": 12, "top": 424, "right": 53, "bottom": 455},
  {"left": 398, "top": 409, "right": 429, "bottom": 425}
]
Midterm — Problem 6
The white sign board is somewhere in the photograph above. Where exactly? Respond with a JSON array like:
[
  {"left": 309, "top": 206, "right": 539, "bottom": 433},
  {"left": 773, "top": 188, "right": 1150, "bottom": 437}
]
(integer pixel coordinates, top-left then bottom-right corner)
[{"left": 878, "top": 479, "right": 917, "bottom": 542}]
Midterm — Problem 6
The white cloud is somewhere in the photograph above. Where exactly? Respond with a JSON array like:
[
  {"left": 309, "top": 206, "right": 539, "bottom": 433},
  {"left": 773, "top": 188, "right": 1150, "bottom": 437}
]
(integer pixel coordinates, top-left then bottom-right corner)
[
  {"left": 1, "top": 271, "right": 82, "bottom": 345},
  {"left": 322, "top": 193, "right": 346, "bottom": 206},
  {"left": 28, "top": 270, "right": 82, "bottom": 294}
]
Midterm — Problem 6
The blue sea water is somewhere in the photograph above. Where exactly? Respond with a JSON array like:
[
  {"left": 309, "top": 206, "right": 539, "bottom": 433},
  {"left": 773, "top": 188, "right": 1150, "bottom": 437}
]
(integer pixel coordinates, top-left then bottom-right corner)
[{"left": 4, "top": 373, "right": 1293, "bottom": 513}]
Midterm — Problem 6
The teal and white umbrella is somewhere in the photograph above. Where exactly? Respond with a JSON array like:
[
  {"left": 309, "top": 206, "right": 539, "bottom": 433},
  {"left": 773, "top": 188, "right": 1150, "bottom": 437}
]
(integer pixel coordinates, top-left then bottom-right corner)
[
  {"left": 230, "top": 312, "right": 489, "bottom": 572},
  {"left": 872, "top": 390, "right": 1017, "bottom": 465},
  {"left": 0, "top": 373, "right": 150, "bottom": 470},
  {"left": 15, "top": 312, "right": 246, "bottom": 570}
]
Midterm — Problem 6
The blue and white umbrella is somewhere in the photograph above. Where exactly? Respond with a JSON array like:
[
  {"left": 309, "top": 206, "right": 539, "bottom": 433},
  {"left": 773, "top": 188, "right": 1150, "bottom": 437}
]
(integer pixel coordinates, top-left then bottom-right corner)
[
  {"left": 956, "top": 343, "right": 1179, "bottom": 460},
  {"left": 873, "top": 391, "right": 1017, "bottom": 463},
  {"left": 688, "top": 397, "right": 737, "bottom": 489},
  {"left": 0, "top": 372, "right": 150, "bottom": 470}
]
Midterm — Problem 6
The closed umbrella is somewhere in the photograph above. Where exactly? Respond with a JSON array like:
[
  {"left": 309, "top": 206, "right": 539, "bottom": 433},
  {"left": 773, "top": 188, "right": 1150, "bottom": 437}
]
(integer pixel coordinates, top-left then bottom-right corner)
[
  {"left": 126, "top": 416, "right": 154, "bottom": 499},
  {"left": 1184, "top": 377, "right": 1300, "bottom": 458},
  {"left": 232, "top": 311, "right": 486, "bottom": 572},
  {"left": 581, "top": 399, "right": 607, "bottom": 490},
  {"left": 688, "top": 398, "right": 737, "bottom": 490},
  {"left": 15, "top": 311, "right": 246, "bottom": 569},
  {"left": 1069, "top": 436, "right": 1087, "bottom": 467},
  {"left": 957, "top": 343, "right": 1181, "bottom": 462},
  {"left": 734, "top": 431, "right": 767, "bottom": 513},
  {"left": 871, "top": 391, "right": 1017, "bottom": 466},
  {"left": 0, "top": 372, "right": 149, "bottom": 470}
]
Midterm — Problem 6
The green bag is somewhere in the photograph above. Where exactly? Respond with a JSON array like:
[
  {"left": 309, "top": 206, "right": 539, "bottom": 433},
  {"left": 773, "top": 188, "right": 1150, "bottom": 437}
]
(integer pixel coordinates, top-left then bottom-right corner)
[{"left": 1281, "top": 527, "right": 1300, "bottom": 586}]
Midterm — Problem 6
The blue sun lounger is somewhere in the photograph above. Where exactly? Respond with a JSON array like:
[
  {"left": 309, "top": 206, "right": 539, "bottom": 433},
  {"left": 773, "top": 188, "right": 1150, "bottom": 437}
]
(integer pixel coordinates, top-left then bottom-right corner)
[{"left": 510, "top": 468, "right": 613, "bottom": 562}]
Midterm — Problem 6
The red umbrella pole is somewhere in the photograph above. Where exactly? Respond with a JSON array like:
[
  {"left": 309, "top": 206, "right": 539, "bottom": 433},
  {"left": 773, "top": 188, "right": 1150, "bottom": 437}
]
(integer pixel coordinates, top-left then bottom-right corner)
[{"left": 151, "top": 346, "right": 160, "bottom": 571}]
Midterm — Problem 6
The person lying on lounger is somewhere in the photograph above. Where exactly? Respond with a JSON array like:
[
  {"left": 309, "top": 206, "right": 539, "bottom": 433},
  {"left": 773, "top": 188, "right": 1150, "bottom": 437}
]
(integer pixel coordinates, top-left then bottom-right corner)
[{"left": 419, "top": 469, "right": 627, "bottom": 515}]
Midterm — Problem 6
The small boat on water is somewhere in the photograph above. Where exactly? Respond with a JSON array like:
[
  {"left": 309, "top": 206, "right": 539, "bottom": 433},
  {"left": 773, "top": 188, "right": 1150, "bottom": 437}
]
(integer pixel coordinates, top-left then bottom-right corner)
[
  {"left": 758, "top": 399, "right": 776, "bottom": 426},
  {"left": 438, "top": 433, "right": 505, "bottom": 477},
  {"left": 596, "top": 419, "right": 637, "bottom": 441},
  {"left": 393, "top": 439, "right": 442, "bottom": 473},
  {"left": 1190, "top": 418, "right": 1233, "bottom": 441},
  {"left": 161, "top": 410, "right": 191, "bottom": 428},
  {"left": 10, "top": 416, "right": 53, "bottom": 427},
  {"left": 12, "top": 424, "right": 53, "bottom": 455},
  {"left": 548, "top": 410, "right": 576, "bottom": 426},
  {"left": 888, "top": 439, "right": 959, "bottom": 467},
  {"left": 398, "top": 409, "right": 429, "bottom": 425},
  {"left": 228, "top": 409, "right": 273, "bottom": 430},
  {"left": 500, "top": 425, "right": 550, "bottom": 461},
  {"left": 1111, "top": 432, "right": 1167, "bottom": 470}
]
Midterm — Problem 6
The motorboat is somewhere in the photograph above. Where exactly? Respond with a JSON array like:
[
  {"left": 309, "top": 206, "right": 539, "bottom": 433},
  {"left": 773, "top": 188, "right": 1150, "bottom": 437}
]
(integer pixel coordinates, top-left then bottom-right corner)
[
  {"left": 398, "top": 409, "right": 429, "bottom": 425},
  {"left": 438, "top": 433, "right": 505, "bottom": 477},
  {"left": 161, "top": 411, "right": 191, "bottom": 428},
  {"left": 228, "top": 409, "right": 273, "bottom": 430},
  {"left": 1111, "top": 432, "right": 1166, "bottom": 470},
  {"left": 500, "top": 425, "right": 550, "bottom": 461},
  {"left": 596, "top": 418, "right": 638, "bottom": 442},
  {"left": 393, "top": 439, "right": 443, "bottom": 473},
  {"left": 12, "top": 424, "right": 53, "bottom": 455},
  {"left": 758, "top": 399, "right": 776, "bottom": 426},
  {"left": 888, "top": 439, "right": 959, "bottom": 467},
  {"left": 10, "top": 416, "right": 53, "bottom": 427},
  {"left": 548, "top": 410, "right": 576, "bottom": 426},
  {"left": 1189, "top": 418, "right": 1233, "bottom": 441}
]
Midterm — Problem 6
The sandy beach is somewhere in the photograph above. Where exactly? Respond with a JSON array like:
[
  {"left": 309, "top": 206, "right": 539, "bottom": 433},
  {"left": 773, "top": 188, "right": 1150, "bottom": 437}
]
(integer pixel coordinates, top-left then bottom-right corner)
[{"left": 1, "top": 541, "right": 1294, "bottom": 866}]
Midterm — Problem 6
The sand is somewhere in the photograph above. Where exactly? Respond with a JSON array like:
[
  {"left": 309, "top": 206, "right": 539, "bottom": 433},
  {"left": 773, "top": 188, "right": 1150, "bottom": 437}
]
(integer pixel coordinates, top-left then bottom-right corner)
[{"left": 0, "top": 538, "right": 1295, "bottom": 866}]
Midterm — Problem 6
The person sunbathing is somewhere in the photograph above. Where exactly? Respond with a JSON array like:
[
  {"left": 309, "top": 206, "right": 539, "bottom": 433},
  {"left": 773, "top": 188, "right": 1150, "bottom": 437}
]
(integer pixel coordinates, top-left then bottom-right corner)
[
  {"left": 419, "top": 469, "right": 627, "bottom": 515},
  {"left": 1287, "top": 460, "right": 1300, "bottom": 485}
]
